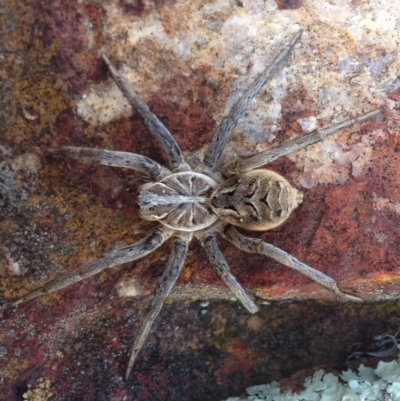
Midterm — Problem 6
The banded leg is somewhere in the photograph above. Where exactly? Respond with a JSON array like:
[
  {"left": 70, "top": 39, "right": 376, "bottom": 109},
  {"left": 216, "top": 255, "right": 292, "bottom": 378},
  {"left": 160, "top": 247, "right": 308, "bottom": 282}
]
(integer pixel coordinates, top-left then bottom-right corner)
[
  {"left": 102, "top": 54, "right": 189, "bottom": 172},
  {"left": 223, "top": 225, "right": 362, "bottom": 302},
  {"left": 198, "top": 231, "right": 258, "bottom": 313},
  {"left": 203, "top": 29, "right": 303, "bottom": 172},
  {"left": 12, "top": 227, "right": 173, "bottom": 307},
  {"left": 224, "top": 108, "right": 382, "bottom": 175},
  {"left": 125, "top": 233, "right": 191, "bottom": 380},
  {"left": 49, "top": 147, "right": 171, "bottom": 180}
]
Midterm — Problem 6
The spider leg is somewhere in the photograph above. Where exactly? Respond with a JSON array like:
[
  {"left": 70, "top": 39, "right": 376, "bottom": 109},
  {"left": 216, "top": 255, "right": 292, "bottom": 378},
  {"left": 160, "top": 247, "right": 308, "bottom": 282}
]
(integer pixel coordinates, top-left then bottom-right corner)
[
  {"left": 11, "top": 227, "right": 173, "bottom": 307},
  {"left": 198, "top": 230, "right": 258, "bottom": 313},
  {"left": 224, "top": 107, "right": 382, "bottom": 175},
  {"left": 223, "top": 225, "right": 362, "bottom": 302},
  {"left": 101, "top": 54, "right": 190, "bottom": 172},
  {"left": 125, "top": 232, "right": 191, "bottom": 380},
  {"left": 49, "top": 147, "right": 171, "bottom": 180},
  {"left": 132, "top": 220, "right": 160, "bottom": 235},
  {"left": 202, "top": 29, "right": 302, "bottom": 172}
]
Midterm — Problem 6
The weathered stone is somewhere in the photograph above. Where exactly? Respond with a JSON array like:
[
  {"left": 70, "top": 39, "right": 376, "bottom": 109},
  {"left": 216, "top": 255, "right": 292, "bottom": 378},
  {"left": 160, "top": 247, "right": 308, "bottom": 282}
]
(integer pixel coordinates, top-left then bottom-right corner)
[{"left": 1, "top": 0, "right": 399, "bottom": 400}]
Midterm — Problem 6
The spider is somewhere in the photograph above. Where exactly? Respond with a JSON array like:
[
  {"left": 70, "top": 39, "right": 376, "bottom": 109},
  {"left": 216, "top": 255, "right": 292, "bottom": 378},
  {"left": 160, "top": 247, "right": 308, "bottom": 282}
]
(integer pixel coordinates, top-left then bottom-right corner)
[{"left": 11, "top": 29, "right": 381, "bottom": 380}]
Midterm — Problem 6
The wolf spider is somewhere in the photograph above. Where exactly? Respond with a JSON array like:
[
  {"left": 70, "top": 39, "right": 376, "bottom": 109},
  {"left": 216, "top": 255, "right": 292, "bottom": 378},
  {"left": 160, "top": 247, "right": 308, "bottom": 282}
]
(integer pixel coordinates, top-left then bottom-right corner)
[{"left": 11, "top": 30, "right": 381, "bottom": 379}]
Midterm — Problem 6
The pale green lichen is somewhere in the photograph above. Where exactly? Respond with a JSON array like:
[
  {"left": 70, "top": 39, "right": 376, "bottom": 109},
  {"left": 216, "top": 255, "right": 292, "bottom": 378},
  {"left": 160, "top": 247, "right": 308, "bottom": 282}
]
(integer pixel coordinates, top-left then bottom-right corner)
[{"left": 223, "top": 351, "right": 400, "bottom": 401}]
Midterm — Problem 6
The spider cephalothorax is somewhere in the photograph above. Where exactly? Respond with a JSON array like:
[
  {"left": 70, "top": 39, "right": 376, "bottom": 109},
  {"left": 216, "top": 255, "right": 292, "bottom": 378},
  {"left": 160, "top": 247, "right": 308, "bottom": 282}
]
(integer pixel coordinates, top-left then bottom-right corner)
[
  {"left": 11, "top": 29, "right": 381, "bottom": 380},
  {"left": 138, "top": 172, "right": 218, "bottom": 230}
]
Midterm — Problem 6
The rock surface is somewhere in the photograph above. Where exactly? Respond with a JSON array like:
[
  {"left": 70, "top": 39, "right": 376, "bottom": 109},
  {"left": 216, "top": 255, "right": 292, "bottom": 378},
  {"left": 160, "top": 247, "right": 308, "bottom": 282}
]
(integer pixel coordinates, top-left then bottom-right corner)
[{"left": 1, "top": 0, "right": 400, "bottom": 400}]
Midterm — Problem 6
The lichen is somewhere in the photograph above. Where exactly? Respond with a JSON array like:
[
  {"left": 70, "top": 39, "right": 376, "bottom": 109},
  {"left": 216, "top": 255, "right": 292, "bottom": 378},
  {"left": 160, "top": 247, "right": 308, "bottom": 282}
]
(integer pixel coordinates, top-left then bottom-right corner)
[
  {"left": 223, "top": 349, "right": 400, "bottom": 401},
  {"left": 22, "top": 378, "right": 53, "bottom": 401}
]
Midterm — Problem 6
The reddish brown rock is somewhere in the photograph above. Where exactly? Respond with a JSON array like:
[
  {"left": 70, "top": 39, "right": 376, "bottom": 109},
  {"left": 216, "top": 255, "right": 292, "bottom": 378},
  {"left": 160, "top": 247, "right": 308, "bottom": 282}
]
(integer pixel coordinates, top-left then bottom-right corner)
[{"left": 1, "top": 0, "right": 399, "bottom": 400}]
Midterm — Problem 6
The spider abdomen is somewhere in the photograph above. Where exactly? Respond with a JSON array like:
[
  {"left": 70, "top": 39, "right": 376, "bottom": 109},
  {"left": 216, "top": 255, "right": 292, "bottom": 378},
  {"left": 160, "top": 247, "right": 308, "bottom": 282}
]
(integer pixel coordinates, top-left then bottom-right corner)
[
  {"left": 138, "top": 172, "right": 218, "bottom": 231},
  {"left": 210, "top": 170, "right": 303, "bottom": 231}
]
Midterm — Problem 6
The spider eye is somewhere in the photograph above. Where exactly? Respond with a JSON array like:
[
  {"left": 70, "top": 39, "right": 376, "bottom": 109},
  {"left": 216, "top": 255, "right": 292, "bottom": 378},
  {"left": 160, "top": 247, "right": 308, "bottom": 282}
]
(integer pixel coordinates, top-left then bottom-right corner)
[
  {"left": 149, "top": 189, "right": 154, "bottom": 193},
  {"left": 149, "top": 207, "right": 154, "bottom": 211}
]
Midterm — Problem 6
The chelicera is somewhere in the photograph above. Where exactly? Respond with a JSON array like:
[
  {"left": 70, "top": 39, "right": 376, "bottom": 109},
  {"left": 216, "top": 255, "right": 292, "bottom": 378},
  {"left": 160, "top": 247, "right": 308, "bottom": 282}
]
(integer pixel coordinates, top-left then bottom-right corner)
[{"left": 11, "top": 30, "right": 381, "bottom": 379}]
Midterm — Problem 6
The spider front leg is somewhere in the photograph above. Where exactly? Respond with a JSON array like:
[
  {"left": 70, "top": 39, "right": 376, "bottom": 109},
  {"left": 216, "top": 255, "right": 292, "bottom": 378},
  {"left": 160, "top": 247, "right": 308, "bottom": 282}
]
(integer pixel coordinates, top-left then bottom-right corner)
[
  {"left": 12, "top": 226, "right": 173, "bottom": 307},
  {"left": 198, "top": 230, "right": 258, "bottom": 313},
  {"left": 224, "top": 107, "right": 382, "bottom": 175},
  {"left": 125, "top": 232, "right": 191, "bottom": 380},
  {"left": 202, "top": 29, "right": 302, "bottom": 172},
  {"left": 222, "top": 225, "right": 362, "bottom": 302},
  {"left": 49, "top": 147, "right": 171, "bottom": 180},
  {"left": 101, "top": 54, "right": 189, "bottom": 172}
]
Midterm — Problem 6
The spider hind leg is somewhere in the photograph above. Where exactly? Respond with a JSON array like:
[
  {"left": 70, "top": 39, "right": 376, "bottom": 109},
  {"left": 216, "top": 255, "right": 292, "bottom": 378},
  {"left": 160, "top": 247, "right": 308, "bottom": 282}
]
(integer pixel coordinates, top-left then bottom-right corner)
[
  {"left": 224, "top": 108, "right": 382, "bottom": 175},
  {"left": 223, "top": 225, "right": 362, "bottom": 302}
]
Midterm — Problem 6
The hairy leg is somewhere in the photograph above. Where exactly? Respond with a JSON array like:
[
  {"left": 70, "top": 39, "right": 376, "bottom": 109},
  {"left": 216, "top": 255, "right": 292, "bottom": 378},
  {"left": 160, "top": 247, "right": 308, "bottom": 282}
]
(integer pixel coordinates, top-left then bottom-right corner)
[
  {"left": 12, "top": 226, "right": 173, "bottom": 307},
  {"left": 49, "top": 147, "right": 171, "bottom": 180},
  {"left": 203, "top": 29, "right": 302, "bottom": 172},
  {"left": 198, "top": 230, "right": 258, "bottom": 313},
  {"left": 222, "top": 225, "right": 362, "bottom": 302},
  {"left": 102, "top": 54, "right": 190, "bottom": 172},
  {"left": 224, "top": 108, "right": 382, "bottom": 175},
  {"left": 125, "top": 232, "right": 191, "bottom": 380}
]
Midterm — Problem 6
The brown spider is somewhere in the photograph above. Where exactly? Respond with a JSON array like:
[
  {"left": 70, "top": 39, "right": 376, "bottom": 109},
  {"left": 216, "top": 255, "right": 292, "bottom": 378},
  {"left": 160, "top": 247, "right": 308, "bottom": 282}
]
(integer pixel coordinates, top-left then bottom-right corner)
[{"left": 11, "top": 29, "right": 381, "bottom": 380}]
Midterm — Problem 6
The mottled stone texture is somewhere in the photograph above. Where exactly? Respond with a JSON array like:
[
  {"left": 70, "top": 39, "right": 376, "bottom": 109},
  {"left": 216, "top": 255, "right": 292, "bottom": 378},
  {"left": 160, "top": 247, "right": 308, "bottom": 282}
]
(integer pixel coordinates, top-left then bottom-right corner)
[{"left": 1, "top": 0, "right": 399, "bottom": 400}]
